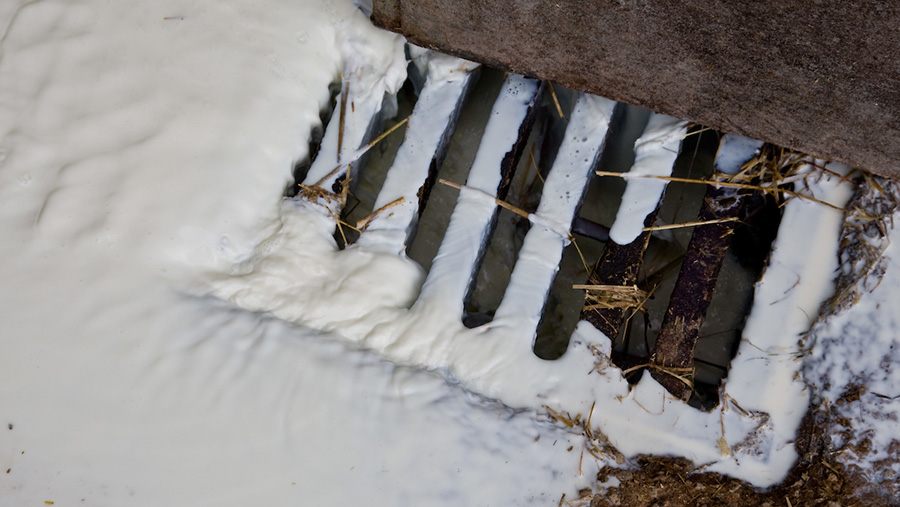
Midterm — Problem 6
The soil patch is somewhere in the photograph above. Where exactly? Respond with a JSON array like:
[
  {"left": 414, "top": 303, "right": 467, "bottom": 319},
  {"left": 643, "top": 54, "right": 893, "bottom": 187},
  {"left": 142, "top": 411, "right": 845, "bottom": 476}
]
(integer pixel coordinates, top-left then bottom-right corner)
[{"left": 586, "top": 404, "right": 897, "bottom": 506}]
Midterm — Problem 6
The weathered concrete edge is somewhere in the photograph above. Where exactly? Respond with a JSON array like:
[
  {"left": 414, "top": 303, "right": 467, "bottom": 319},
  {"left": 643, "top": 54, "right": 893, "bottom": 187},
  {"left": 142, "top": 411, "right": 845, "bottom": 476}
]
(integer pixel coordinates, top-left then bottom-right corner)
[{"left": 372, "top": 0, "right": 900, "bottom": 179}]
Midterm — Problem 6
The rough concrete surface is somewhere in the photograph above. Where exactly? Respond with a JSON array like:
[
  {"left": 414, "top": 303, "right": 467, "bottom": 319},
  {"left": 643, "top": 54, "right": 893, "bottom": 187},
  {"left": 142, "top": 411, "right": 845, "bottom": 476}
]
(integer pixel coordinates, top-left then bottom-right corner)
[{"left": 372, "top": 0, "right": 900, "bottom": 179}]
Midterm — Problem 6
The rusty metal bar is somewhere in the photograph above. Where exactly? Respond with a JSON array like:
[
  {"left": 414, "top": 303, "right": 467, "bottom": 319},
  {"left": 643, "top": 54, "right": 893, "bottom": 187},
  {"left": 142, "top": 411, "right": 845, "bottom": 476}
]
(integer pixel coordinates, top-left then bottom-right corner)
[{"left": 649, "top": 136, "right": 764, "bottom": 401}]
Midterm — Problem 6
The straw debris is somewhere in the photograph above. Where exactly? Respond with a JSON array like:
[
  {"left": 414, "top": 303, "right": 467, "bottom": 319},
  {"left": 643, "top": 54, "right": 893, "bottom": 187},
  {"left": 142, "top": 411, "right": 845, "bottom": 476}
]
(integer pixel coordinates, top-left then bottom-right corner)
[
  {"left": 355, "top": 196, "right": 406, "bottom": 230},
  {"left": 437, "top": 178, "right": 531, "bottom": 220},
  {"left": 596, "top": 143, "right": 849, "bottom": 212},
  {"left": 642, "top": 216, "right": 738, "bottom": 232},
  {"left": 576, "top": 284, "right": 649, "bottom": 312},
  {"left": 822, "top": 173, "right": 900, "bottom": 314},
  {"left": 296, "top": 183, "right": 341, "bottom": 204},
  {"left": 547, "top": 82, "right": 565, "bottom": 119},
  {"left": 544, "top": 404, "right": 625, "bottom": 468}
]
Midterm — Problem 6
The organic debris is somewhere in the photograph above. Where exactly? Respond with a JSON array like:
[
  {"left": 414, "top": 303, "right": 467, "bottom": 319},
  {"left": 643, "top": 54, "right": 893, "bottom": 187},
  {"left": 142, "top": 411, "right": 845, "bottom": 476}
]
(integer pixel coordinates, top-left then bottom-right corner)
[
  {"left": 296, "top": 183, "right": 355, "bottom": 243},
  {"left": 577, "top": 284, "right": 649, "bottom": 312},
  {"left": 437, "top": 178, "right": 531, "bottom": 220},
  {"left": 580, "top": 206, "right": 660, "bottom": 340},
  {"left": 355, "top": 196, "right": 405, "bottom": 230},
  {"left": 795, "top": 172, "right": 900, "bottom": 502},
  {"left": 595, "top": 144, "right": 848, "bottom": 212},
  {"left": 642, "top": 216, "right": 738, "bottom": 231},
  {"left": 544, "top": 404, "right": 625, "bottom": 468},
  {"left": 586, "top": 404, "right": 897, "bottom": 506},
  {"left": 548, "top": 82, "right": 566, "bottom": 119},
  {"left": 824, "top": 173, "right": 900, "bottom": 313}
]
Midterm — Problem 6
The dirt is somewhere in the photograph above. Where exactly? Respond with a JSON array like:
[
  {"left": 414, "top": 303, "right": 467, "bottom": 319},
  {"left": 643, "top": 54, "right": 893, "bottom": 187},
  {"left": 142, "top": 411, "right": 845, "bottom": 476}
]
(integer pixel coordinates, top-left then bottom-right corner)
[{"left": 580, "top": 399, "right": 898, "bottom": 506}]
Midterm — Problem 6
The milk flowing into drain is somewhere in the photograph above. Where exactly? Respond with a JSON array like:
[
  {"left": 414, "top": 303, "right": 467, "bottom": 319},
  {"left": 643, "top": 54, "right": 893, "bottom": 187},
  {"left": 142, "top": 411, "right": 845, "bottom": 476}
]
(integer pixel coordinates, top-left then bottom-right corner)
[
  {"left": 0, "top": 0, "right": 867, "bottom": 503},
  {"left": 213, "top": 41, "right": 856, "bottom": 485}
]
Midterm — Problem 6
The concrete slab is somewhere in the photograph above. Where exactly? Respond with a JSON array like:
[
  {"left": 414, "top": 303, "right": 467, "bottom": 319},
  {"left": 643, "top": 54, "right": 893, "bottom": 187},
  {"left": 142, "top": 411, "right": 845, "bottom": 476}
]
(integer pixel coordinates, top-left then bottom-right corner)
[{"left": 372, "top": 0, "right": 900, "bottom": 178}]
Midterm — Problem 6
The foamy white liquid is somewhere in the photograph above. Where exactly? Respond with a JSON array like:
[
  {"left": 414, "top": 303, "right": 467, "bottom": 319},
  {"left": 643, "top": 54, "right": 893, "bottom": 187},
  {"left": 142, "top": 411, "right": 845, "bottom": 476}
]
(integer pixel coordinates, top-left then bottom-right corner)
[{"left": 0, "top": 1, "right": 585, "bottom": 504}]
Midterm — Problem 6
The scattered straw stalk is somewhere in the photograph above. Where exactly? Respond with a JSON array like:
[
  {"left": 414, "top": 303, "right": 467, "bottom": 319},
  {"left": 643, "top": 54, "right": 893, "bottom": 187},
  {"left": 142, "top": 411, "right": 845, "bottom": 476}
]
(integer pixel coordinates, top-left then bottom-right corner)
[
  {"left": 596, "top": 143, "right": 850, "bottom": 212},
  {"left": 821, "top": 173, "right": 899, "bottom": 314},
  {"left": 576, "top": 284, "right": 649, "bottom": 313}
]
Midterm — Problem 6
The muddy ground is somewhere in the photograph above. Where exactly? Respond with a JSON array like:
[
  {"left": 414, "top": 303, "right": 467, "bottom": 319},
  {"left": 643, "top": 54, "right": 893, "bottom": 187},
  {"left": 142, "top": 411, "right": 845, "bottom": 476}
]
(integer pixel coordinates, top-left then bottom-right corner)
[{"left": 582, "top": 397, "right": 898, "bottom": 506}]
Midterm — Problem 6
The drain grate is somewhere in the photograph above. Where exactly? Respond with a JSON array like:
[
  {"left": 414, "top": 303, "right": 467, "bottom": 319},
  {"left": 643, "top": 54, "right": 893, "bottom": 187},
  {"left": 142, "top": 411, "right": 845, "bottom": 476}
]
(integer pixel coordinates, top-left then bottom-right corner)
[{"left": 294, "top": 48, "right": 809, "bottom": 411}]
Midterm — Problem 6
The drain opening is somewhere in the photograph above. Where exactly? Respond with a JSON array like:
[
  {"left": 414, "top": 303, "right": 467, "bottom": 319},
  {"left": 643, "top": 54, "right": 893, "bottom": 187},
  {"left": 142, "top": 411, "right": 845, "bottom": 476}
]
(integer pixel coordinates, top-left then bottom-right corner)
[
  {"left": 407, "top": 68, "right": 506, "bottom": 271},
  {"left": 333, "top": 80, "right": 416, "bottom": 247},
  {"left": 461, "top": 85, "right": 569, "bottom": 328},
  {"left": 533, "top": 104, "right": 646, "bottom": 359},
  {"left": 287, "top": 81, "right": 341, "bottom": 198},
  {"left": 606, "top": 127, "right": 721, "bottom": 385},
  {"left": 598, "top": 129, "right": 785, "bottom": 410},
  {"left": 294, "top": 50, "right": 790, "bottom": 412}
]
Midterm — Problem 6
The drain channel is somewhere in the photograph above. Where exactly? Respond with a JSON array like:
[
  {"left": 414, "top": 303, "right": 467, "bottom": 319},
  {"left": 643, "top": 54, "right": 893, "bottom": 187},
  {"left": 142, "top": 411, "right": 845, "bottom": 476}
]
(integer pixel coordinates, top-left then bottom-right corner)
[{"left": 296, "top": 52, "right": 785, "bottom": 411}]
